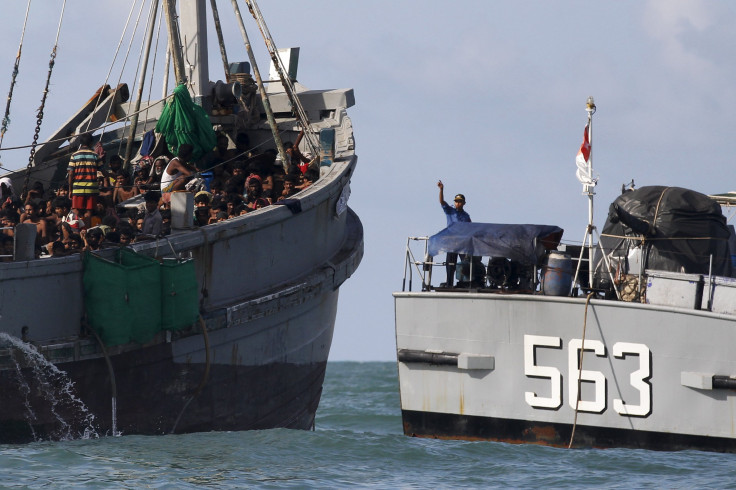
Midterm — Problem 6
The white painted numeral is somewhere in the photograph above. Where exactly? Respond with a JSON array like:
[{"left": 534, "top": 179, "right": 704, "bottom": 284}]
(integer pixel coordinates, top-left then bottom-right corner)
[
  {"left": 613, "top": 342, "right": 652, "bottom": 417},
  {"left": 524, "top": 335, "right": 562, "bottom": 409},
  {"left": 568, "top": 339, "right": 607, "bottom": 413}
]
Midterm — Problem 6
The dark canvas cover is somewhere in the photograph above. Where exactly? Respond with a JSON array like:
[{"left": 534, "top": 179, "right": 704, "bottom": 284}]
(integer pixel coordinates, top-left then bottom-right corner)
[
  {"left": 599, "top": 186, "right": 731, "bottom": 276},
  {"left": 428, "top": 222, "right": 564, "bottom": 265}
]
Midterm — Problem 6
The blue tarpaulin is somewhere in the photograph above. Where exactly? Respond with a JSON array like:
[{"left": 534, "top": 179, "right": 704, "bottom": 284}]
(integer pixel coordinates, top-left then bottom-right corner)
[{"left": 428, "top": 222, "right": 564, "bottom": 264}]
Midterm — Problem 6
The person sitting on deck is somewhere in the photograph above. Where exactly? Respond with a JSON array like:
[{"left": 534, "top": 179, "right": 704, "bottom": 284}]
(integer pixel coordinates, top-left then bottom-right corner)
[
  {"left": 113, "top": 172, "right": 139, "bottom": 205},
  {"left": 145, "top": 156, "right": 168, "bottom": 192},
  {"left": 277, "top": 174, "right": 300, "bottom": 202},
  {"left": 0, "top": 209, "right": 18, "bottom": 238},
  {"left": 436, "top": 180, "right": 471, "bottom": 288},
  {"left": 81, "top": 226, "right": 104, "bottom": 251},
  {"left": 52, "top": 196, "right": 85, "bottom": 234},
  {"left": 22, "top": 201, "right": 49, "bottom": 246},
  {"left": 194, "top": 206, "right": 210, "bottom": 227},
  {"left": 117, "top": 222, "right": 136, "bottom": 246},
  {"left": 141, "top": 191, "right": 163, "bottom": 237},
  {"left": 46, "top": 240, "right": 67, "bottom": 258},
  {"left": 226, "top": 132, "right": 252, "bottom": 162},
  {"left": 160, "top": 209, "right": 171, "bottom": 235},
  {"left": 160, "top": 144, "right": 196, "bottom": 201},
  {"left": 24, "top": 181, "right": 45, "bottom": 206},
  {"left": 0, "top": 235, "right": 13, "bottom": 261},
  {"left": 194, "top": 191, "right": 212, "bottom": 208},
  {"left": 284, "top": 130, "right": 311, "bottom": 174},
  {"left": 204, "top": 132, "right": 230, "bottom": 171},
  {"left": 244, "top": 174, "right": 270, "bottom": 211},
  {"left": 99, "top": 155, "right": 123, "bottom": 207},
  {"left": 298, "top": 168, "right": 319, "bottom": 191}
]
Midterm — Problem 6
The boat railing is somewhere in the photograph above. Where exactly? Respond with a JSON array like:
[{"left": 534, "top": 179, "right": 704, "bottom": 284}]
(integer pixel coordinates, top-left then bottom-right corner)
[
  {"left": 0, "top": 225, "right": 18, "bottom": 260},
  {"left": 402, "top": 236, "right": 533, "bottom": 293},
  {"left": 402, "top": 236, "right": 431, "bottom": 292},
  {"left": 400, "top": 236, "right": 595, "bottom": 295}
]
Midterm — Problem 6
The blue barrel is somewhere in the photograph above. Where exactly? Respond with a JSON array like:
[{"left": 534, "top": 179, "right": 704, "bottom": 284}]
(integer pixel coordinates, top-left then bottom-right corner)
[{"left": 541, "top": 252, "right": 573, "bottom": 296}]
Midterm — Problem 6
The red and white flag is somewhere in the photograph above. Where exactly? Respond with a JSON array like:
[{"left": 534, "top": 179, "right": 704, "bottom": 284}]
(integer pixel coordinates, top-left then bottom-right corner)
[{"left": 575, "top": 123, "right": 595, "bottom": 187}]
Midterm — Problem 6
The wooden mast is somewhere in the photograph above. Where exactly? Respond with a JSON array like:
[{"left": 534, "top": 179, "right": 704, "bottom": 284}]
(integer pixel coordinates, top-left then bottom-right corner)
[{"left": 163, "top": 0, "right": 187, "bottom": 87}]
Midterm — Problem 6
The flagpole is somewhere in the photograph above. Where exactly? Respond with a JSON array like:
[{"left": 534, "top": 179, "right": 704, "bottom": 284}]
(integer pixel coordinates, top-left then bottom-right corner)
[{"left": 585, "top": 96, "right": 596, "bottom": 289}]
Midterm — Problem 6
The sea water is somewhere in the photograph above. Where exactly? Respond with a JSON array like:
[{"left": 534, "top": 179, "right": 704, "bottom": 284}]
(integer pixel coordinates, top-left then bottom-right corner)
[{"left": 0, "top": 362, "right": 734, "bottom": 488}]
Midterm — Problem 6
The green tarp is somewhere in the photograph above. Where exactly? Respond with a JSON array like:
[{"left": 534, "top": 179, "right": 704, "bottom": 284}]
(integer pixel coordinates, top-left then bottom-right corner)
[
  {"left": 155, "top": 83, "right": 217, "bottom": 162},
  {"left": 83, "top": 249, "right": 199, "bottom": 347}
]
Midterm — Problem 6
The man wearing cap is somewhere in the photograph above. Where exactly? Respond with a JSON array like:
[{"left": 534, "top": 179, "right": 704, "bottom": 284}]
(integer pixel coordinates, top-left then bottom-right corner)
[{"left": 437, "top": 180, "right": 471, "bottom": 287}]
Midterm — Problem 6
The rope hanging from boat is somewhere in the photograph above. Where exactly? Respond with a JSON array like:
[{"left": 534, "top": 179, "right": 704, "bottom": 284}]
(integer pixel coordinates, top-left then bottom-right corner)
[
  {"left": 568, "top": 291, "right": 595, "bottom": 449},
  {"left": 0, "top": 0, "right": 33, "bottom": 150},
  {"left": 170, "top": 315, "right": 211, "bottom": 434},
  {"left": 21, "top": 0, "right": 67, "bottom": 201}
]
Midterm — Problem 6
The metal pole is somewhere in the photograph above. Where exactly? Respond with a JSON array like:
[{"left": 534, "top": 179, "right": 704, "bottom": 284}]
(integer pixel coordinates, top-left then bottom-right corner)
[
  {"left": 163, "top": 0, "right": 187, "bottom": 86},
  {"left": 585, "top": 96, "right": 596, "bottom": 289},
  {"left": 124, "top": 0, "right": 160, "bottom": 171},
  {"left": 229, "top": 0, "right": 287, "bottom": 165}
]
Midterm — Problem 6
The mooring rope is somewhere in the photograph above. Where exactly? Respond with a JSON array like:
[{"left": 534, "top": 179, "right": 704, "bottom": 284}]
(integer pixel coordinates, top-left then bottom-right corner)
[
  {"left": 568, "top": 291, "right": 595, "bottom": 449},
  {"left": 86, "top": 322, "right": 119, "bottom": 437}
]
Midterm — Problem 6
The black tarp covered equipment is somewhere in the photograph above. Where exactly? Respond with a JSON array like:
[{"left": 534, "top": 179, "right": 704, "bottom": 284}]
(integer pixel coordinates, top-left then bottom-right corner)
[{"left": 599, "top": 186, "right": 731, "bottom": 276}]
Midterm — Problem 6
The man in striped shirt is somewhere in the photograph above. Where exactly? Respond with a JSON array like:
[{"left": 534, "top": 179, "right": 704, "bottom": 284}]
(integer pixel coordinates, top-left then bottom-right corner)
[{"left": 68, "top": 132, "right": 105, "bottom": 228}]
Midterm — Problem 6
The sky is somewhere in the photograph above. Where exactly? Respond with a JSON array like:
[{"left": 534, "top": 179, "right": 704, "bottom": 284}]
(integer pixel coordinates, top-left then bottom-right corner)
[{"left": 1, "top": 1, "right": 736, "bottom": 361}]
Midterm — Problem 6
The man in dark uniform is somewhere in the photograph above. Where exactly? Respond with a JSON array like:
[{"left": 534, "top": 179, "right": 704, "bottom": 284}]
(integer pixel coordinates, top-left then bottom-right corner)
[{"left": 437, "top": 180, "right": 471, "bottom": 287}]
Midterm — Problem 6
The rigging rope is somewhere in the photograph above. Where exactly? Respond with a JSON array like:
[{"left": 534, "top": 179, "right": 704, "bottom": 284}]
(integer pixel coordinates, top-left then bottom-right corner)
[
  {"left": 112, "top": 0, "right": 149, "bottom": 155},
  {"left": 22, "top": 0, "right": 67, "bottom": 200},
  {"left": 0, "top": 95, "right": 171, "bottom": 154},
  {"left": 143, "top": 5, "right": 166, "bottom": 133},
  {"left": 0, "top": 0, "right": 33, "bottom": 149},
  {"left": 84, "top": 0, "right": 140, "bottom": 137},
  {"left": 245, "top": 0, "right": 320, "bottom": 157}
]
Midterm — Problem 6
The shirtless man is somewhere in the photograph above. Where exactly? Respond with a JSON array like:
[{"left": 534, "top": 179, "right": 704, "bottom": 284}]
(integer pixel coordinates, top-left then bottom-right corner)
[
  {"left": 160, "top": 144, "right": 196, "bottom": 193},
  {"left": 22, "top": 202, "right": 49, "bottom": 246}
]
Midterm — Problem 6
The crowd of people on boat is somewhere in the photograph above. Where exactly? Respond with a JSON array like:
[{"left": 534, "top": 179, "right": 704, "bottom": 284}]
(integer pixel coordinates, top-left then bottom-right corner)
[{"left": 0, "top": 130, "right": 319, "bottom": 260}]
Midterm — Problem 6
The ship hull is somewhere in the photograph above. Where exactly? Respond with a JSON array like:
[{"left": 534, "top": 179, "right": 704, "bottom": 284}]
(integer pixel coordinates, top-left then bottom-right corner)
[
  {"left": 0, "top": 149, "right": 363, "bottom": 442},
  {"left": 0, "top": 202, "right": 362, "bottom": 443},
  {"left": 0, "top": 287, "right": 338, "bottom": 442},
  {"left": 395, "top": 292, "right": 736, "bottom": 452}
]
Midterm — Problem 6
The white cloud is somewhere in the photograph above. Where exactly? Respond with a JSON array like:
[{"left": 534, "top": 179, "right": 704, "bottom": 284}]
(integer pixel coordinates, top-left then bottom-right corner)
[{"left": 642, "top": 0, "right": 717, "bottom": 78}]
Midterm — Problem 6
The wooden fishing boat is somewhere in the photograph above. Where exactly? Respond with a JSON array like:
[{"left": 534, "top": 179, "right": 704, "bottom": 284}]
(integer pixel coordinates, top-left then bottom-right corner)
[{"left": 0, "top": 0, "right": 362, "bottom": 442}]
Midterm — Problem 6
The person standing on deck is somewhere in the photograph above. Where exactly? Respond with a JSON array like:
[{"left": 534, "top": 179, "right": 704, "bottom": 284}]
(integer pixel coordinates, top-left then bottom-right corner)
[
  {"left": 68, "top": 133, "right": 106, "bottom": 228},
  {"left": 437, "top": 180, "right": 471, "bottom": 288}
]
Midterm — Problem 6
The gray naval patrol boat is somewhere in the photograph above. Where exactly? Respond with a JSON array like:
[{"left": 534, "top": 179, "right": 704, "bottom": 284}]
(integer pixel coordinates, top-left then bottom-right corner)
[
  {"left": 395, "top": 98, "right": 736, "bottom": 452},
  {"left": 0, "top": 0, "right": 362, "bottom": 442}
]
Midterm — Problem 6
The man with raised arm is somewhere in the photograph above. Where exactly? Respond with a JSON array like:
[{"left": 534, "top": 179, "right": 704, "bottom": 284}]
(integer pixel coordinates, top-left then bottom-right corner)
[{"left": 437, "top": 180, "right": 471, "bottom": 288}]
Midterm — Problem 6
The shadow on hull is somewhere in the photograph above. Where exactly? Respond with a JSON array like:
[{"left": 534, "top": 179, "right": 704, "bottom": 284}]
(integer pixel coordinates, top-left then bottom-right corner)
[{"left": 0, "top": 340, "right": 327, "bottom": 443}]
